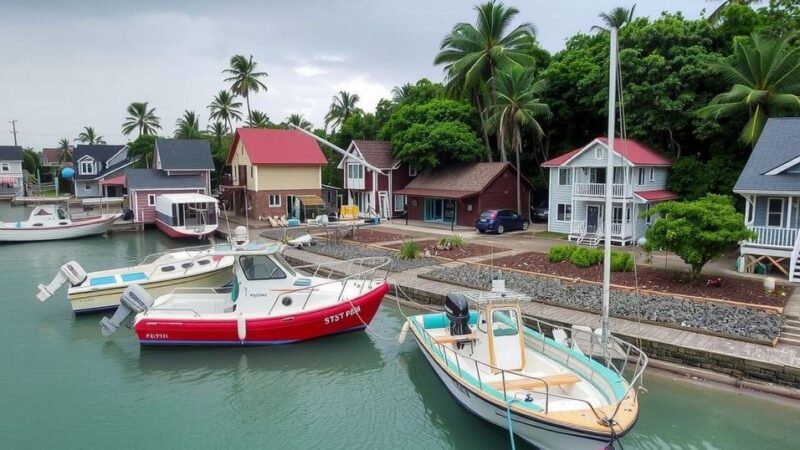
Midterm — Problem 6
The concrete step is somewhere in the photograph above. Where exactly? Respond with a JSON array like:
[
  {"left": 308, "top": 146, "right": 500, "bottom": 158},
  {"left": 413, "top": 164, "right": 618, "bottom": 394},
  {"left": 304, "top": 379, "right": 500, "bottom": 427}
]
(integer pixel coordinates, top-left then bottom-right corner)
[
  {"left": 781, "top": 329, "right": 800, "bottom": 339},
  {"left": 779, "top": 335, "right": 800, "bottom": 346},
  {"left": 783, "top": 325, "right": 800, "bottom": 334}
]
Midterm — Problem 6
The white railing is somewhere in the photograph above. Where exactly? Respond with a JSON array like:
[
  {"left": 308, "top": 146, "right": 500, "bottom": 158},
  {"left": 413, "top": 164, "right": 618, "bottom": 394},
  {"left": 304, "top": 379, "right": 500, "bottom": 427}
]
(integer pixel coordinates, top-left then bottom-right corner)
[
  {"left": 347, "top": 177, "right": 365, "bottom": 190},
  {"left": 747, "top": 225, "right": 798, "bottom": 248},
  {"left": 610, "top": 222, "right": 633, "bottom": 237},
  {"left": 570, "top": 220, "right": 586, "bottom": 235},
  {"left": 572, "top": 183, "right": 628, "bottom": 198},
  {"left": 790, "top": 231, "right": 800, "bottom": 282}
]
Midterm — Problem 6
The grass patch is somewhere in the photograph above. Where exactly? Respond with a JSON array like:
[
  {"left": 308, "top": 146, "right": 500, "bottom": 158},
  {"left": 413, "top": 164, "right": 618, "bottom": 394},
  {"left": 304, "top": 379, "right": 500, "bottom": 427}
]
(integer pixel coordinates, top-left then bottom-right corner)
[
  {"left": 397, "top": 240, "right": 421, "bottom": 260},
  {"left": 533, "top": 231, "right": 568, "bottom": 240},
  {"left": 437, "top": 234, "right": 466, "bottom": 250},
  {"left": 548, "top": 244, "right": 633, "bottom": 272}
]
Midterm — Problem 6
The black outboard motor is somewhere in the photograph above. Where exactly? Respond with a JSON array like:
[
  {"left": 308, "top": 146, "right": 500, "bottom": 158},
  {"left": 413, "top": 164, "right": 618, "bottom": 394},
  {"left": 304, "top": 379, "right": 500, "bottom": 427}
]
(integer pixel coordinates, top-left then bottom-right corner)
[
  {"left": 121, "top": 208, "right": 134, "bottom": 221},
  {"left": 445, "top": 293, "right": 471, "bottom": 336}
]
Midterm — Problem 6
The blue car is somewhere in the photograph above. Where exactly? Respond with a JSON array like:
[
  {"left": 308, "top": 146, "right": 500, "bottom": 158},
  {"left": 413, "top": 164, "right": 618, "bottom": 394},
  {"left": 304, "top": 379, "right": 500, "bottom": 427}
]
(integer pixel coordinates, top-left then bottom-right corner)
[{"left": 475, "top": 209, "right": 530, "bottom": 234}]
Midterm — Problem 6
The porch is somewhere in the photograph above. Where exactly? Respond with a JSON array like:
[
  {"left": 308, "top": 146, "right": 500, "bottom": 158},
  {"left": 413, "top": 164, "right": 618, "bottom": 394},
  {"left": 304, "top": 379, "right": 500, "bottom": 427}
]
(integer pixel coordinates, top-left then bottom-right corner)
[
  {"left": 740, "top": 194, "right": 800, "bottom": 281},
  {"left": 569, "top": 166, "right": 634, "bottom": 200},
  {"left": 566, "top": 200, "right": 637, "bottom": 246}
]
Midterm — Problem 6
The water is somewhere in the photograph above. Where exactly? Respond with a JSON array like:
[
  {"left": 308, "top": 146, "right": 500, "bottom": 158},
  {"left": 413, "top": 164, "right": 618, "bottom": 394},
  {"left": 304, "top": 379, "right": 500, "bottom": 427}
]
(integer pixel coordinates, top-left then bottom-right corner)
[{"left": 1, "top": 204, "right": 798, "bottom": 449}]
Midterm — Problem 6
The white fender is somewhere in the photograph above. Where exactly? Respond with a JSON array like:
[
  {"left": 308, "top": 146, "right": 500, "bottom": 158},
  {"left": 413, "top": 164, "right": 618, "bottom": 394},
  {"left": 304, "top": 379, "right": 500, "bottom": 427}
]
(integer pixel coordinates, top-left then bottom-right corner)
[
  {"left": 398, "top": 321, "right": 410, "bottom": 344},
  {"left": 237, "top": 315, "right": 247, "bottom": 341}
]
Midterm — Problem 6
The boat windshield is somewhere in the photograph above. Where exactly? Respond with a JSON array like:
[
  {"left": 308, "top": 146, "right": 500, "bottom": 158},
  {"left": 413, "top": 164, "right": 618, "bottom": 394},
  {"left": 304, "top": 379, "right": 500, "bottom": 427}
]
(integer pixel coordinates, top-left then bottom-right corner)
[
  {"left": 491, "top": 309, "right": 519, "bottom": 337},
  {"left": 239, "top": 255, "right": 286, "bottom": 280},
  {"left": 272, "top": 253, "right": 296, "bottom": 277}
]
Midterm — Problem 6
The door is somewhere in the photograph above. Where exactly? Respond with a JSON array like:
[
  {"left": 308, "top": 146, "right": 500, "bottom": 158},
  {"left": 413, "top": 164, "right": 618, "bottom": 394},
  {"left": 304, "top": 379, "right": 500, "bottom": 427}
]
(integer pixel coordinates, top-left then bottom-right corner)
[
  {"left": 488, "top": 307, "right": 524, "bottom": 372},
  {"left": 587, "top": 205, "right": 600, "bottom": 233},
  {"left": 378, "top": 191, "right": 390, "bottom": 219},
  {"left": 237, "top": 165, "right": 248, "bottom": 187},
  {"left": 424, "top": 198, "right": 444, "bottom": 222}
]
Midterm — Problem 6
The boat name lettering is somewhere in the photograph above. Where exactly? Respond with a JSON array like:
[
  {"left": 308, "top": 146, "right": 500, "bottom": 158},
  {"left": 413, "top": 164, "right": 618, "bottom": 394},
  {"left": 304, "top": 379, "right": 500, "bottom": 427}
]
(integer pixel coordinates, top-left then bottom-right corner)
[
  {"left": 145, "top": 333, "right": 169, "bottom": 339},
  {"left": 249, "top": 292, "right": 269, "bottom": 298},
  {"left": 323, "top": 306, "right": 361, "bottom": 325}
]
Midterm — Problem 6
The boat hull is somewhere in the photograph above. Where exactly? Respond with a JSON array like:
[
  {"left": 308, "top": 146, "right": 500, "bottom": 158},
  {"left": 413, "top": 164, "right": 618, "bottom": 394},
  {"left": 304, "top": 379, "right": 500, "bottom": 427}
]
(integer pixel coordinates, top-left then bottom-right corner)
[
  {"left": 411, "top": 329, "right": 622, "bottom": 450},
  {"left": 68, "top": 268, "right": 233, "bottom": 314},
  {"left": 0, "top": 214, "right": 119, "bottom": 242},
  {"left": 155, "top": 219, "right": 217, "bottom": 239},
  {"left": 134, "top": 282, "right": 390, "bottom": 346}
]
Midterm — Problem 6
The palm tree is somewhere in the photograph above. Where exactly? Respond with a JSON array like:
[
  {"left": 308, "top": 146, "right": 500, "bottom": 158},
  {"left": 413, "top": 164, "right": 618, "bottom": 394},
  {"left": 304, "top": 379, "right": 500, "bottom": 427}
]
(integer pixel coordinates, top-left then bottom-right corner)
[
  {"left": 57, "top": 138, "right": 72, "bottom": 163},
  {"left": 391, "top": 83, "right": 413, "bottom": 103},
  {"left": 698, "top": 33, "right": 800, "bottom": 145},
  {"left": 174, "top": 110, "right": 201, "bottom": 139},
  {"left": 247, "top": 110, "right": 271, "bottom": 128},
  {"left": 591, "top": 5, "right": 637, "bottom": 32},
  {"left": 122, "top": 102, "right": 161, "bottom": 136},
  {"left": 324, "top": 91, "right": 360, "bottom": 132},
  {"left": 208, "top": 90, "right": 243, "bottom": 133},
  {"left": 75, "top": 126, "right": 106, "bottom": 145},
  {"left": 223, "top": 55, "right": 268, "bottom": 122},
  {"left": 434, "top": 1, "right": 537, "bottom": 162},
  {"left": 286, "top": 113, "right": 313, "bottom": 130},
  {"left": 485, "top": 65, "right": 551, "bottom": 214},
  {"left": 707, "top": 0, "right": 763, "bottom": 25},
  {"left": 207, "top": 121, "right": 228, "bottom": 146}
]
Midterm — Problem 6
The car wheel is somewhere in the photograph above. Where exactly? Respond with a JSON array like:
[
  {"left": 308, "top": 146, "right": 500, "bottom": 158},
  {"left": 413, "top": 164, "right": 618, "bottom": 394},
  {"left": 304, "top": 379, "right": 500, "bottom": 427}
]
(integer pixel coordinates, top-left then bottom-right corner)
[
  {"left": 497, "top": 225, "right": 504, "bottom": 234},
  {"left": 478, "top": 230, "right": 486, "bottom": 234},
  {"left": 522, "top": 221, "right": 529, "bottom": 230}
]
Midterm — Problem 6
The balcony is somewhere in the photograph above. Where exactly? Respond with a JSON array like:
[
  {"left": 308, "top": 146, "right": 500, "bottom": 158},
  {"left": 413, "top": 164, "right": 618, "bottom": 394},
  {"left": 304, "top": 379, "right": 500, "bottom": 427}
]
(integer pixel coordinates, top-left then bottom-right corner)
[
  {"left": 347, "top": 176, "right": 365, "bottom": 190},
  {"left": 746, "top": 225, "right": 798, "bottom": 248},
  {"left": 572, "top": 183, "right": 630, "bottom": 198}
]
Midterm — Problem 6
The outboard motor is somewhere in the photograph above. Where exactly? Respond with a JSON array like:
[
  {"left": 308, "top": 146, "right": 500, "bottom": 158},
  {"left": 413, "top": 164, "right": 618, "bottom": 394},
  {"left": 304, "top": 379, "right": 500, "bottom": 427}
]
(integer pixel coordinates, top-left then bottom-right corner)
[
  {"left": 36, "top": 261, "right": 88, "bottom": 302},
  {"left": 121, "top": 208, "right": 134, "bottom": 221},
  {"left": 444, "top": 293, "right": 471, "bottom": 336},
  {"left": 232, "top": 225, "right": 248, "bottom": 246},
  {"left": 99, "top": 284, "right": 154, "bottom": 337}
]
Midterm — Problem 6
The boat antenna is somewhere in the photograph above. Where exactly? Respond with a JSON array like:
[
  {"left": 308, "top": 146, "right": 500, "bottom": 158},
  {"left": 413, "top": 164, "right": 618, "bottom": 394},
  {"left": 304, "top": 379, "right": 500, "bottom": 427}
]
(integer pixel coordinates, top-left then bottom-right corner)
[
  {"left": 288, "top": 124, "right": 386, "bottom": 175},
  {"left": 601, "top": 27, "right": 618, "bottom": 346}
]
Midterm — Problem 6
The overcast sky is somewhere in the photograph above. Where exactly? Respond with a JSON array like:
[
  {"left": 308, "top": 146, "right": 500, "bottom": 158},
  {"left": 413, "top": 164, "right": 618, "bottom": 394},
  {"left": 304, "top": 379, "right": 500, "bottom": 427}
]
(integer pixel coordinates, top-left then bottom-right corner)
[{"left": 0, "top": 0, "right": 707, "bottom": 149}]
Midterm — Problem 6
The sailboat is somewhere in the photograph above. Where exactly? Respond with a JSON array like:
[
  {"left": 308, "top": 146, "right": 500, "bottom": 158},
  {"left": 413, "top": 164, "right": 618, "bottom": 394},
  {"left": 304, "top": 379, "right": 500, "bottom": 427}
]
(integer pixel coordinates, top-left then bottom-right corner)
[{"left": 404, "top": 28, "right": 649, "bottom": 449}]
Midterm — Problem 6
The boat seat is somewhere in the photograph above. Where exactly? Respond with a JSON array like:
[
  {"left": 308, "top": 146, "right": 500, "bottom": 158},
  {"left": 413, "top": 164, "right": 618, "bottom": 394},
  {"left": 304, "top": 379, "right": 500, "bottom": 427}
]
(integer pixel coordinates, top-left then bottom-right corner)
[
  {"left": 486, "top": 373, "right": 581, "bottom": 391},
  {"left": 432, "top": 333, "right": 477, "bottom": 344}
]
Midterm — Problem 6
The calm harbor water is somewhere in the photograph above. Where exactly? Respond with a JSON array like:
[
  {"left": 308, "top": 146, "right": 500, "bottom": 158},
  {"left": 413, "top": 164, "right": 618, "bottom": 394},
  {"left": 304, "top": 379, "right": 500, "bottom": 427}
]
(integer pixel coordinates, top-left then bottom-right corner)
[{"left": 0, "top": 204, "right": 798, "bottom": 449}]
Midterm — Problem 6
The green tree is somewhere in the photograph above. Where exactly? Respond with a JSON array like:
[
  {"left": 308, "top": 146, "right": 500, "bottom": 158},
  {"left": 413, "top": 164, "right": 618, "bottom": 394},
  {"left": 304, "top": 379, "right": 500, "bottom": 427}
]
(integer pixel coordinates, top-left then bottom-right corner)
[
  {"left": 285, "top": 113, "right": 312, "bottom": 130},
  {"left": 122, "top": 102, "right": 161, "bottom": 136},
  {"left": 485, "top": 65, "right": 550, "bottom": 213},
  {"left": 592, "top": 4, "right": 637, "bottom": 32},
  {"left": 57, "top": 138, "right": 72, "bottom": 163},
  {"left": 75, "top": 126, "right": 106, "bottom": 144},
  {"left": 174, "top": 110, "right": 202, "bottom": 139},
  {"left": 206, "top": 121, "right": 228, "bottom": 147},
  {"left": 325, "top": 91, "right": 360, "bottom": 132},
  {"left": 434, "top": 0, "right": 537, "bottom": 162},
  {"left": 391, "top": 83, "right": 414, "bottom": 102},
  {"left": 698, "top": 33, "right": 800, "bottom": 145},
  {"left": 127, "top": 134, "right": 159, "bottom": 168},
  {"left": 246, "top": 110, "right": 271, "bottom": 128},
  {"left": 642, "top": 194, "right": 755, "bottom": 279},
  {"left": 22, "top": 148, "right": 41, "bottom": 176},
  {"left": 708, "top": 0, "right": 764, "bottom": 25},
  {"left": 223, "top": 55, "right": 268, "bottom": 122},
  {"left": 208, "top": 90, "right": 243, "bottom": 133}
]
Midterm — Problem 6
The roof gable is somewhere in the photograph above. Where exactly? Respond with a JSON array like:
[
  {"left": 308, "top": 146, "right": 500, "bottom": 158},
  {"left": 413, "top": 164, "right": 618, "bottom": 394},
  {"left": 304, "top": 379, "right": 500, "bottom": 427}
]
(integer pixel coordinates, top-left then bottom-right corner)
[
  {"left": 353, "top": 140, "right": 396, "bottom": 169},
  {"left": 542, "top": 138, "right": 670, "bottom": 167},
  {"left": 734, "top": 117, "right": 800, "bottom": 193},
  {"left": 226, "top": 128, "right": 326, "bottom": 166},
  {"left": 155, "top": 139, "right": 214, "bottom": 170},
  {"left": 0, "top": 146, "right": 23, "bottom": 161}
]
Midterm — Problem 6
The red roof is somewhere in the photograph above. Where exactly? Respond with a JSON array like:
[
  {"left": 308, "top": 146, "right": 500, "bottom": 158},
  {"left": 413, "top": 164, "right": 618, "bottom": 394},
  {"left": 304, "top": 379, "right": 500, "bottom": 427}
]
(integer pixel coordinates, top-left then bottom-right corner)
[
  {"left": 227, "top": 128, "right": 326, "bottom": 166},
  {"left": 542, "top": 138, "right": 670, "bottom": 167},
  {"left": 101, "top": 174, "right": 125, "bottom": 186},
  {"left": 634, "top": 189, "right": 678, "bottom": 201}
]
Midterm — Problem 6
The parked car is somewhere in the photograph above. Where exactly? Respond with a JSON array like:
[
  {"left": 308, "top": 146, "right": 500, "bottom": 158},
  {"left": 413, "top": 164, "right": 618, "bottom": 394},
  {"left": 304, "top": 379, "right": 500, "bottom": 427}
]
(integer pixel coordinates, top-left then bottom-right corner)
[
  {"left": 531, "top": 200, "right": 548, "bottom": 223},
  {"left": 475, "top": 209, "right": 529, "bottom": 234}
]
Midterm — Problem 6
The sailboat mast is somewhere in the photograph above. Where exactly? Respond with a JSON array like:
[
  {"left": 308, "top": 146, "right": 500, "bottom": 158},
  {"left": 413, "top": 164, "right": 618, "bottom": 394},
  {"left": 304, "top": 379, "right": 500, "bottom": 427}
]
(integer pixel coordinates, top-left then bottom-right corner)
[{"left": 601, "top": 27, "right": 618, "bottom": 345}]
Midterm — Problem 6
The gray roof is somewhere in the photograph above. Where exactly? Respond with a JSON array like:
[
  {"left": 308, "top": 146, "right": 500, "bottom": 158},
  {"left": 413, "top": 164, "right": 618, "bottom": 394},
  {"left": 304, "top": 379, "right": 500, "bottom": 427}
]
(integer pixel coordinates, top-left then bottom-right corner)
[
  {"left": 156, "top": 139, "right": 214, "bottom": 170},
  {"left": 734, "top": 118, "right": 800, "bottom": 193},
  {"left": 125, "top": 168, "right": 206, "bottom": 190},
  {"left": 0, "top": 146, "right": 23, "bottom": 161},
  {"left": 73, "top": 144, "right": 130, "bottom": 180}
]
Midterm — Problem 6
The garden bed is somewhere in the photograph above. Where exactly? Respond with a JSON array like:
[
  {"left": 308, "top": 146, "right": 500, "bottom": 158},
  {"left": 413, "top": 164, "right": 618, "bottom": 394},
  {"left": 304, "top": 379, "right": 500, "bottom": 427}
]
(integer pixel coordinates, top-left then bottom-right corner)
[
  {"left": 384, "top": 239, "right": 500, "bottom": 260},
  {"left": 346, "top": 228, "right": 410, "bottom": 244},
  {"left": 301, "top": 240, "right": 439, "bottom": 272},
  {"left": 488, "top": 251, "right": 790, "bottom": 308},
  {"left": 421, "top": 265, "right": 784, "bottom": 343}
]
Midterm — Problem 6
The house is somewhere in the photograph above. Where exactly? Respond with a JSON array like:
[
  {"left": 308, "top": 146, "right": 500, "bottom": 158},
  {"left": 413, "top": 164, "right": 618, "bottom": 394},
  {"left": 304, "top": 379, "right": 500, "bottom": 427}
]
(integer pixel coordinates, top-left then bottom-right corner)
[
  {"left": 125, "top": 138, "right": 214, "bottom": 224},
  {"left": 542, "top": 137, "right": 675, "bottom": 246},
  {"left": 734, "top": 117, "right": 800, "bottom": 281},
  {"left": 337, "top": 140, "right": 417, "bottom": 218},
  {"left": 0, "top": 146, "right": 25, "bottom": 198},
  {"left": 73, "top": 144, "right": 136, "bottom": 198},
  {"left": 222, "top": 128, "right": 326, "bottom": 221},
  {"left": 42, "top": 147, "right": 70, "bottom": 168},
  {"left": 395, "top": 162, "right": 531, "bottom": 227}
]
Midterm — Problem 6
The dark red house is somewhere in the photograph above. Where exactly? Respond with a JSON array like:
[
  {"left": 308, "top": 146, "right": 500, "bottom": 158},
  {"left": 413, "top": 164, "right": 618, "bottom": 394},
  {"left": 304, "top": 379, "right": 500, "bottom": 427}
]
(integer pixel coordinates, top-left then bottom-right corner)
[{"left": 396, "top": 162, "right": 532, "bottom": 227}]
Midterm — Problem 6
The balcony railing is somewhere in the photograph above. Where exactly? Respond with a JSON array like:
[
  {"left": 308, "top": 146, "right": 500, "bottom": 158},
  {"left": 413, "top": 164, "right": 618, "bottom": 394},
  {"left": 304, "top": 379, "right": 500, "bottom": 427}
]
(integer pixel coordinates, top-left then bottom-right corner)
[
  {"left": 347, "top": 177, "right": 365, "bottom": 190},
  {"left": 746, "top": 225, "right": 798, "bottom": 248},
  {"left": 570, "top": 220, "right": 631, "bottom": 237},
  {"left": 572, "top": 183, "right": 629, "bottom": 198}
]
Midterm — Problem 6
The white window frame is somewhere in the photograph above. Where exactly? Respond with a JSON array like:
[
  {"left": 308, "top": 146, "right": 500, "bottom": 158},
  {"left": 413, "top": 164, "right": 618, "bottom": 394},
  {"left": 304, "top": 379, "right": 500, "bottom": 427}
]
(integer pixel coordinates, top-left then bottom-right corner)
[
  {"left": 347, "top": 163, "right": 364, "bottom": 180},
  {"left": 558, "top": 168, "right": 571, "bottom": 186},
  {"left": 147, "top": 194, "right": 156, "bottom": 207},
  {"left": 394, "top": 194, "right": 406, "bottom": 212},
  {"left": 595, "top": 146, "right": 604, "bottom": 160},
  {"left": 637, "top": 168, "right": 646, "bottom": 186},
  {"left": 556, "top": 204, "right": 572, "bottom": 222},
  {"left": 268, "top": 194, "right": 281, "bottom": 207},
  {"left": 80, "top": 160, "right": 95, "bottom": 175},
  {"left": 649, "top": 167, "right": 655, "bottom": 182},
  {"left": 0, "top": 163, "right": 9, "bottom": 172},
  {"left": 408, "top": 165, "right": 418, "bottom": 177},
  {"left": 766, "top": 197, "right": 785, "bottom": 228}
]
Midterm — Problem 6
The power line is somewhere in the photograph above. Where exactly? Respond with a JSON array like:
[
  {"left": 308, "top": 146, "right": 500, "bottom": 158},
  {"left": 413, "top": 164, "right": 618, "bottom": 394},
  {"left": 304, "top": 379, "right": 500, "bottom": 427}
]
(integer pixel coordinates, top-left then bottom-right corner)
[{"left": 9, "top": 120, "right": 18, "bottom": 146}]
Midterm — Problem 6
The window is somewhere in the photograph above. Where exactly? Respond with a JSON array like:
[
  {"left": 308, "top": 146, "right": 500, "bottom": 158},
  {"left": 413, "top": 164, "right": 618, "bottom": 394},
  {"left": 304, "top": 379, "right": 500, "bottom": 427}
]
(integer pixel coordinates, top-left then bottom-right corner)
[
  {"left": 491, "top": 309, "right": 519, "bottom": 336},
  {"left": 0, "top": 163, "right": 8, "bottom": 172},
  {"left": 645, "top": 204, "right": 653, "bottom": 225},
  {"left": 612, "top": 206, "right": 623, "bottom": 224},
  {"left": 556, "top": 204, "right": 572, "bottom": 222},
  {"left": 147, "top": 194, "right": 156, "bottom": 206},
  {"left": 589, "top": 168, "right": 606, "bottom": 184},
  {"left": 80, "top": 160, "right": 95, "bottom": 175},
  {"left": 239, "top": 255, "right": 286, "bottom": 280},
  {"left": 649, "top": 168, "right": 655, "bottom": 182},
  {"left": 251, "top": 166, "right": 254, "bottom": 178},
  {"left": 268, "top": 194, "right": 281, "bottom": 207},
  {"left": 637, "top": 168, "right": 646, "bottom": 185},
  {"left": 347, "top": 163, "right": 364, "bottom": 179},
  {"left": 558, "top": 168, "right": 571, "bottom": 186},
  {"left": 627, "top": 206, "right": 632, "bottom": 223},
  {"left": 613, "top": 167, "right": 624, "bottom": 184},
  {"left": 767, "top": 198, "right": 784, "bottom": 227},
  {"left": 595, "top": 146, "right": 605, "bottom": 160},
  {"left": 408, "top": 165, "right": 418, "bottom": 177},
  {"left": 84, "top": 183, "right": 91, "bottom": 191},
  {"left": 394, "top": 194, "right": 406, "bottom": 212}
]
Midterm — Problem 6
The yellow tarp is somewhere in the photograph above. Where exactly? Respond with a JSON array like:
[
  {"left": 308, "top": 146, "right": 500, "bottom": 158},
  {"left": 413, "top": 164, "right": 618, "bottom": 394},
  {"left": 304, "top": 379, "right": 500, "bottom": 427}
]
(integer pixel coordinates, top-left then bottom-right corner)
[{"left": 340, "top": 205, "right": 359, "bottom": 220}]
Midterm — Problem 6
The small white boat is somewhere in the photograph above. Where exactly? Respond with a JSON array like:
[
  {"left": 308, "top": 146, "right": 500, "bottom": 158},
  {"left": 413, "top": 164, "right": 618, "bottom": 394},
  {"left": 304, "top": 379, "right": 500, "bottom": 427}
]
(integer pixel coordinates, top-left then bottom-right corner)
[
  {"left": 0, "top": 204, "right": 121, "bottom": 242},
  {"left": 37, "top": 227, "right": 248, "bottom": 314},
  {"left": 155, "top": 193, "right": 219, "bottom": 238}
]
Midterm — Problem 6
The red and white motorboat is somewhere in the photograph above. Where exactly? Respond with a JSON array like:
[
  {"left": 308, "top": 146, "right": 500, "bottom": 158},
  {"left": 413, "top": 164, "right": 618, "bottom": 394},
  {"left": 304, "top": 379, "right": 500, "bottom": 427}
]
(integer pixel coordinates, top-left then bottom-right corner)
[
  {"left": 100, "top": 242, "right": 390, "bottom": 346},
  {"left": 154, "top": 193, "right": 219, "bottom": 239}
]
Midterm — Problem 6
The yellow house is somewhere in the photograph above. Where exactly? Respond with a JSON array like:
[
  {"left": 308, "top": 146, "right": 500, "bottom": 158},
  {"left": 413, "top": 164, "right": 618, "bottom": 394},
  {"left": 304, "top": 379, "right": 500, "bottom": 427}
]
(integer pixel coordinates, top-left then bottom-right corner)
[{"left": 223, "top": 128, "right": 327, "bottom": 219}]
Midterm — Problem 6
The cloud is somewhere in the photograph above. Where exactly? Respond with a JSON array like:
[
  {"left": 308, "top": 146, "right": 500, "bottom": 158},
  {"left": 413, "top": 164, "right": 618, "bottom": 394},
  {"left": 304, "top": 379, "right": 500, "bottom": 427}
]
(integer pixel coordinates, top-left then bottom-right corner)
[
  {"left": 294, "top": 65, "right": 327, "bottom": 77},
  {"left": 332, "top": 76, "right": 392, "bottom": 113}
]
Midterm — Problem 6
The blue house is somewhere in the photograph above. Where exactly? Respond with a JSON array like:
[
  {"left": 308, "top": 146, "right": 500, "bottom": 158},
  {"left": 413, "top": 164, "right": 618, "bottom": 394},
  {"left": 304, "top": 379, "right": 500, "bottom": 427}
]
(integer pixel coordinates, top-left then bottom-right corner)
[{"left": 734, "top": 117, "right": 800, "bottom": 281}]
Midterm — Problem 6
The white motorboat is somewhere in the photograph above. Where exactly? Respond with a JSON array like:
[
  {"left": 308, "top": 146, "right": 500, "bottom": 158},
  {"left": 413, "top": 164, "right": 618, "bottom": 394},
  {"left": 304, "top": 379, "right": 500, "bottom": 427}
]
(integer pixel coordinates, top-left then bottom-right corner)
[{"left": 0, "top": 204, "right": 121, "bottom": 242}]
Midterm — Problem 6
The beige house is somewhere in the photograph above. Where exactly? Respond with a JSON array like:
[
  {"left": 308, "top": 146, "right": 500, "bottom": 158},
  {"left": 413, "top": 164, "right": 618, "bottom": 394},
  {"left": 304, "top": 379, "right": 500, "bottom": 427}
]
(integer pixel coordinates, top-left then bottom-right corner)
[{"left": 222, "top": 128, "right": 327, "bottom": 220}]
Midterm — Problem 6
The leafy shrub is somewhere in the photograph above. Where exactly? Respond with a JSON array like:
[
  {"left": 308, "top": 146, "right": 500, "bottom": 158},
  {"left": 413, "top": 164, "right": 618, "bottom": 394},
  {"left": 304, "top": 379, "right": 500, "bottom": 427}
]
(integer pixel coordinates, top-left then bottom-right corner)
[
  {"left": 437, "top": 234, "right": 466, "bottom": 250},
  {"left": 397, "top": 240, "right": 421, "bottom": 259},
  {"left": 569, "top": 247, "right": 603, "bottom": 268},
  {"left": 548, "top": 244, "right": 577, "bottom": 262},
  {"left": 610, "top": 252, "right": 634, "bottom": 272}
]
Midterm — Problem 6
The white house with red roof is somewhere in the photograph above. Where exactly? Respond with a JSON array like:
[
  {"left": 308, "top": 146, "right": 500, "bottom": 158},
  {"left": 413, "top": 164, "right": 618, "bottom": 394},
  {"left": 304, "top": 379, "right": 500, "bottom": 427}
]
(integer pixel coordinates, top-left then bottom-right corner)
[
  {"left": 222, "top": 128, "right": 327, "bottom": 220},
  {"left": 542, "top": 137, "right": 675, "bottom": 245}
]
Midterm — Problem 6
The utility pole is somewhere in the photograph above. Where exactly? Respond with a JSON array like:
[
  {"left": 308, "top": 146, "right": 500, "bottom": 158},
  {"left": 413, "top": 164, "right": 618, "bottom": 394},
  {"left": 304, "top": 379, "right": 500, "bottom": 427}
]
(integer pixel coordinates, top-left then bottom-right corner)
[{"left": 9, "top": 120, "right": 18, "bottom": 146}]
